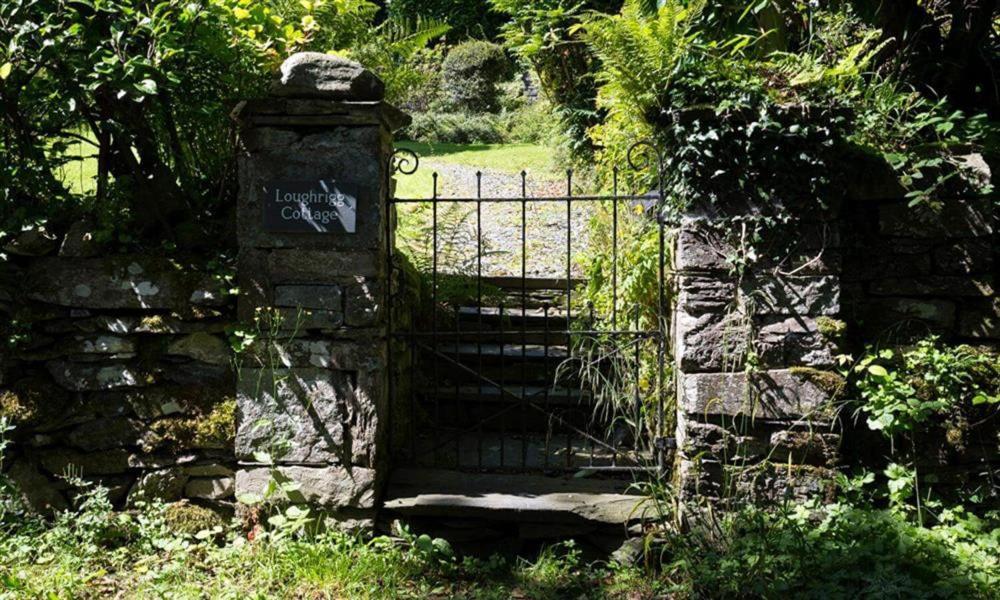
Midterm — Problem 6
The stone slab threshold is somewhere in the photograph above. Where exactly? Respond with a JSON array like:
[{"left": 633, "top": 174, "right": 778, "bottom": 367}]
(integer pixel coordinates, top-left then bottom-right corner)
[{"left": 384, "top": 468, "right": 648, "bottom": 526}]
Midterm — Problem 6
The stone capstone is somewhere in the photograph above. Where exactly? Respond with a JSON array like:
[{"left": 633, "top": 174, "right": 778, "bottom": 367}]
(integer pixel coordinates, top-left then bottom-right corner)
[
  {"left": 235, "top": 465, "right": 377, "bottom": 508},
  {"left": 270, "top": 52, "right": 384, "bottom": 100}
]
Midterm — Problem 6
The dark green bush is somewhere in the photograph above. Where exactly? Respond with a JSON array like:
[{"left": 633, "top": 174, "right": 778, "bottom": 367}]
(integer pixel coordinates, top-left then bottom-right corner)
[{"left": 441, "top": 41, "right": 512, "bottom": 112}]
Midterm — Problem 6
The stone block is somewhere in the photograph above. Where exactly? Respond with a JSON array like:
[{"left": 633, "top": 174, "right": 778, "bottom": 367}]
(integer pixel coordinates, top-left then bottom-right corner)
[
  {"left": 26, "top": 256, "right": 217, "bottom": 310},
  {"left": 879, "top": 199, "right": 994, "bottom": 239},
  {"left": 277, "top": 307, "right": 344, "bottom": 331},
  {"left": 59, "top": 220, "right": 100, "bottom": 257},
  {"left": 236, "top": 368, "right": 376, "bottom": 465},
  {"left": 46, "top": 360, "right": 146, "bottom": 391},
  {"left": 863, "top": 297, "right": 957, "bottom": 333},
  {"left": 66, "top": 417, "right": 143, "bottom": 451},
  {"left": 869, "top": 276, "right": 993, "bottom": 297},
  {"left": 38, "top": 448, "right": 130, "bottom": 476},
  {"left": 749, "top": 274, "right": 840, "bottom": 316},
  {"left": 266, "top": 249, "right": 382, "bottom": 282},
  {"left": 958, "top": 298, "right": 1000, "bottom": 339},
  {"left": 129, "top": 468, "right": 189, "bottom": 505},
  {"left": 255, "top": 339, "right": 384, "bottom": 371},
  {"left": 676, "top": 275, "right": 736, "bottom": 315},
  {"left": 680, "top": 369, "right": 837, "bottom": 420},
  {"left": 768, "top": 430, "right": 840, "bottom": 466},
  {"left": 676, "top": 218, "right": 841, "bottom": 273},
  {"left": 6, "top": 461, "right": 68, "bottom": 513},
  {"left": 933, "top": 238, "right": 994, "bottom": 275},
  {"left": 344, "top": 278, "right": 381, "bottom": 327},
  {"left": 185, "top": 477, "right": 235, "bottom": 501},
  {"left": 237, "top": 127, "right": 386, "bottom": 251},
  {"left": 676, "top": 311, "right": 838, "bottom": 372},
  {"left": 235, "top": 465, "right": 377, "bottom": 508},
  {"left": 274, "top": 284, "right": 343, "bottom": 311},
  {"left": 167, "top": 332, "right": 232, "bottom": 365}
]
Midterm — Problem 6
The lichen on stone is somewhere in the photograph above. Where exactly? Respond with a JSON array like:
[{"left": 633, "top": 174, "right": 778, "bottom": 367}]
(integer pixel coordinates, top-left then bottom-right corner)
[{"left": 788, "top": 366, "right": 847, "bottom": 398}]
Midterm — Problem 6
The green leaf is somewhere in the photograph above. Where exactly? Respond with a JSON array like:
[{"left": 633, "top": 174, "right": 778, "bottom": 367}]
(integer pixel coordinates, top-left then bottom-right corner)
[
  {"left": 0, "top": 62, "right": 12, "bottom": 80},
  {"left": 867, "top": 365, "right": 889, "bottom": 378}
]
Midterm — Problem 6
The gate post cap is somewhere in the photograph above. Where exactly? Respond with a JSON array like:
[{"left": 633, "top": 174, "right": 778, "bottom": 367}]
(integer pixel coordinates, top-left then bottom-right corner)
[{"left": 271, "top": 52, "right": 385, "bottom": 101}]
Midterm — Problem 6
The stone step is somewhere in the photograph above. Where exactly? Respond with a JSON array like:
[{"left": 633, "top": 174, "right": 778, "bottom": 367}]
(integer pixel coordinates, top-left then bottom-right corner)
[
  {"left": 402, "top": 432, "right": 650, "bottom": 471},
  {"left": 384, "top": 468, "right": 647, "bottom": 526},
  {"left": 433, "top": 342, "right": 570, "bottom": 361},
  {"left": 481, "top": 276, "right": 586, "bottom": 292},
  {"left": 456, "top": 305, "right": 571, "bottom": 326},
  {"left": 424, "top": 385, "right": 592, "bottom": 407}
]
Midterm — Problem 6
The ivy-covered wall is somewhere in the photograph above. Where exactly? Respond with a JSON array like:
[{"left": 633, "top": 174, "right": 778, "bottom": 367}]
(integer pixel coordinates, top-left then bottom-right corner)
[{"left": 0, "top": 246, "right": 237, "bottom": 515}]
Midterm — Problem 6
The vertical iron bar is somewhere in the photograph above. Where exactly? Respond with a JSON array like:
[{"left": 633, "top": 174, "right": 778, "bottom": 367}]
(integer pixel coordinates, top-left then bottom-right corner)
[
  {"left": 565, "top": 169, "right": 573, "bottom": 470},
  {"left": 656, "top": 162, "right": 666, "bottom": 472},
  {"left": 634, "top": 304, "right": 642, "bottom": 460},
  {"left": 410, "top": 305, "right": 417, "bottom": 462},
  {"left": 612, "top": 166, "right": 619, "bottom": 330},
  {"left": 385, "top": 159, "right": 395, "bottom": 461},
  {"left": 543, "top": 303, "right": 551, "bottom": 471},
  {"left": 580, "top": 301, "right": 601, "bottom": 466},
  {"left": 476, "top": 171, "right": 483, "bottom": 470},
  {"left": 520, "top": 170, "right": 528, "bottom": 470},
  {"left": 498, "top": 302, "right": 505, "bottom": 468},
  {"left": 455, "top": 304, "right": 461, "bottom": 467},
  {"left": 431, "top": 174, "right": 439, "bottom": 459}
]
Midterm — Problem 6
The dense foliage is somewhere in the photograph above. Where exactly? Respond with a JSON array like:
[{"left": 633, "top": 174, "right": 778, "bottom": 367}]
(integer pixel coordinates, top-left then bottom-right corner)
[{"left": 0, "top": 0, "right": 445, "bottom": 249}]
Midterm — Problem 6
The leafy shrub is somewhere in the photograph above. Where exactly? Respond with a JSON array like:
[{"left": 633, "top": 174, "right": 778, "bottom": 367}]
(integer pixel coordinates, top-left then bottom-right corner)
[
  {"left": 403, "top": 111, "right": 506, "bottom": 144},
  {"left": 854, "top": 337, "right": 1000, "bottom": 437},
  {"left": 657, "top": 500, "right": 1000, "bottom": 598},
  {"left": 441, "top": 40, "right": 512, "bottom": 112}
]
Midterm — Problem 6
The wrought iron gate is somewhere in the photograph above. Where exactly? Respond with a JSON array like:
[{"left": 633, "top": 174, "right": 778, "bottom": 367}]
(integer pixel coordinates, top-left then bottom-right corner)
[{"left": 386, "top": 142, "right": 672, "bottom": 475}]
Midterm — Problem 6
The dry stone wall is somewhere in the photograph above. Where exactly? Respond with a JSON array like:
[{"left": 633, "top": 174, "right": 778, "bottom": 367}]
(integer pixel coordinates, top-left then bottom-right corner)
[
  {"left": 0, "top": 248, "right": 237, "bottom": 515},
  {"left": 673, "top": 172, "right": 999, "bottom": 503},
  {"left": 673, "top": 201, "right": 846, "bottom": 503}
]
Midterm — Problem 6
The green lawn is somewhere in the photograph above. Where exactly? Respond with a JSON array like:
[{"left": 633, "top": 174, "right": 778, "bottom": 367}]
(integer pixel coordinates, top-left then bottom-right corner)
[
  {"left": 54, "top": 138, "right": 559, "bottom": 201},
  {"left": 393, "top": 141, "right": 561, "bottom": 199}
]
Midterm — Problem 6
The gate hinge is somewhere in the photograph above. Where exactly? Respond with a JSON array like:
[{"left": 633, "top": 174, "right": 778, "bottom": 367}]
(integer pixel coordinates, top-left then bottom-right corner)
[{"left": 654, "top": 436, "right": 676, "bottom": 451}]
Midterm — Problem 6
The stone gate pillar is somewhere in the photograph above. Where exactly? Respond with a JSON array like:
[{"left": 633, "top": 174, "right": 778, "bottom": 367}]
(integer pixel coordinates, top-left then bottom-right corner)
[{"left": 231, "top": 53, "right": 408, "bottom": 527}]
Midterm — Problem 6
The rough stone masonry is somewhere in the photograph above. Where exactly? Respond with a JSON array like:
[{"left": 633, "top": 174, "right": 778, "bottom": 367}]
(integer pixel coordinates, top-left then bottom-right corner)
[{"left": 232, "top": 52, "right": 409, "bottom": 528}]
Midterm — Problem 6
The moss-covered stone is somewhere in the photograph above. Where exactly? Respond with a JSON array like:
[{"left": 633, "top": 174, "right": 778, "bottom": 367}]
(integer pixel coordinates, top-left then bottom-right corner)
[
  {"left": 789, "top": 367, "right": 846, "bottom": 398},
  {"left": 163, "top": 501, "right": 227, "bottom": 536},
  {"left": 815, "top": 316, "right": 847, "bottom": 341},
  {"left": 144, "top": 398, "right": 236, "bottom": 451}
]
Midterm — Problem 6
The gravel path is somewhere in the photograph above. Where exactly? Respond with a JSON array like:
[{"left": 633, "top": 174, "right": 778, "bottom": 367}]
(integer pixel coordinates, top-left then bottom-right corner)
[{"left": 400, "top": 162, "right": 595, "bottom": 278}]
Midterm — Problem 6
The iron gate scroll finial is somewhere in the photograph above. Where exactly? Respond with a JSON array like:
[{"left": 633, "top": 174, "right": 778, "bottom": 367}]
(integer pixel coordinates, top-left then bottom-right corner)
[{"left": 390, "top": 147, "right": 420, "bottom": 175}]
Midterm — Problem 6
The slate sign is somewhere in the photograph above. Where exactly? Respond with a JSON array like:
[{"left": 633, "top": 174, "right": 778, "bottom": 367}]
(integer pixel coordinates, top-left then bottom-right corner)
[{"left": 262, "top": 179, "right": 357, "bottom": 233}]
